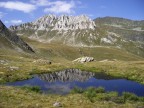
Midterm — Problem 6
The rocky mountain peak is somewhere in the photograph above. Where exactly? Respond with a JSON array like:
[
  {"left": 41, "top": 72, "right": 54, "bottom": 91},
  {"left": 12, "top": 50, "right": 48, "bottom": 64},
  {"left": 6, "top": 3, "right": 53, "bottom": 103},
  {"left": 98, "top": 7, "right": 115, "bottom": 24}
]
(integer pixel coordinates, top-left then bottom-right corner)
[
  {"left": 54, "top": 14, "right": 96, "bottom": 30},
  {"left": 10, "top": 14, "right": 96, "bottom": 31},
  {"left": 33, "top": 14, "right": 57, "bottom": 26}
]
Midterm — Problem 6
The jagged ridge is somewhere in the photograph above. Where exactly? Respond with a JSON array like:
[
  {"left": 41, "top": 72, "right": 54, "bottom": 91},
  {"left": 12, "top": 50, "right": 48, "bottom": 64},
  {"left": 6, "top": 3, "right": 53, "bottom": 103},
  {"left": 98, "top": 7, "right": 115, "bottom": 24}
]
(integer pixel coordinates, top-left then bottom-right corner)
[{"left": 10, "top": 14, "right": 96, "bottom": 31}]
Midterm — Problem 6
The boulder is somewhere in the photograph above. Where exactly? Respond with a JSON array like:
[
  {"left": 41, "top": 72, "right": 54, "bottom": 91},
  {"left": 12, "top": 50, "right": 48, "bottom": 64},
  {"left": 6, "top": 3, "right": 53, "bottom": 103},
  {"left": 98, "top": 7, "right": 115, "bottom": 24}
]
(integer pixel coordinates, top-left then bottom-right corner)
[{"left": 73, "top": 56, "right": 94, "bottom": 63}]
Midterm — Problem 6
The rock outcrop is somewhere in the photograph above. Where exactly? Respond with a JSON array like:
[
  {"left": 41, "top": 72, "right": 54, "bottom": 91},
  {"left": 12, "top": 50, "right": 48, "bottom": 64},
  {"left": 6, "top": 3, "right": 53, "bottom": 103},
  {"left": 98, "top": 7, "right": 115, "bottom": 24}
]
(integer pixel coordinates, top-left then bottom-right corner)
[
  {"left": 10, "top": 14, "right": 96, "bottom": 31},
  {"left": 73, "top": 57, "right": 94, "bottom": 63}
]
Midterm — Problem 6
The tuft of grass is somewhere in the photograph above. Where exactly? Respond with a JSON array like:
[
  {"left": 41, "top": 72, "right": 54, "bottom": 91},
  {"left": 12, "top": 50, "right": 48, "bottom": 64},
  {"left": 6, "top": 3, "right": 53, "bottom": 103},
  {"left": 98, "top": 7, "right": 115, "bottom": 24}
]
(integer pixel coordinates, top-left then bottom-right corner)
[
  {"left": 21, "top": 85, "right": 41, "bottom": 93},
  {"left": 84, "top": 87, "right": 97, "bottom": 102},
  {"left": 71, "top": 87, "right": 84, "bottom": 94},
  {"left": 71, "top": 87, "right": 144, "bottom": 104},
  {"left": 122, "top": 92, "right": 139, "bottom": 102},
  {"left": 95, "top": 87, "right": 105, "bottom": 93}
]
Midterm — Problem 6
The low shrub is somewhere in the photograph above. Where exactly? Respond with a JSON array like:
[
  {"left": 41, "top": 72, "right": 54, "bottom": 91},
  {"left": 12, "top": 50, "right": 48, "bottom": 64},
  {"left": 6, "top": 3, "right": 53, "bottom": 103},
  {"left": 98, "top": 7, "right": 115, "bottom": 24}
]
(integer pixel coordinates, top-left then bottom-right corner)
[
  {"left": 95, "top": 87, "right": 105, "bottom": 93},
  {"left": 84, "top": 87, "right": 97, "bottom": 102},
  {"left": 71, "top": 87, "right": 144, "bottom": 104},
  {"left": 71, "top": 87, "right": 84, "bottom": 94},
  {"left": 122, "top": 92, "right": 139, "bottom": 102},
  {"left": 21, "top": 85, "right": 41, "bottom": 93},
  {"left": 111, "top": 96, "right": 125, "bottom": 104}
]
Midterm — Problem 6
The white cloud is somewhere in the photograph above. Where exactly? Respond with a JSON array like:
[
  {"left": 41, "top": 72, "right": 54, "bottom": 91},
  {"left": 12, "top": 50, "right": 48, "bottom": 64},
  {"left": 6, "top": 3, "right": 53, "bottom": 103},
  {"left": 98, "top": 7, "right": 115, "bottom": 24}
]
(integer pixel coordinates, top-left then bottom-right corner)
[
  {"left": 0, "top": 0, "right": 79, "bottom": 14},
  {"left": 11, "top": 20, "right": 23, "bottom": 24},
  {"left": 0, "top": 12, "right": 7, "bottom": 18},
  {"left": 4, "top": 21, "right": 9, "bottom": 24},
  {"left": 31, "top": 0, "right": 76, "bottom": 14},
  {"left": 4, "top": 20, "right": 23, "bottom": 24},
  {"left": 0, "top": 1, "right": 36, "bottom": 13},
  {"left": 86, "top": 14, "right": 94, "bottom": 17},
  {"left": 44, "top": 1, "right": 75, "bottom": 14},
  {"left": 31, "top": 0, "right": 50, "bottom": 6},
  {"left": 0, "top": 12, "right": 4, "bottom": 18}
]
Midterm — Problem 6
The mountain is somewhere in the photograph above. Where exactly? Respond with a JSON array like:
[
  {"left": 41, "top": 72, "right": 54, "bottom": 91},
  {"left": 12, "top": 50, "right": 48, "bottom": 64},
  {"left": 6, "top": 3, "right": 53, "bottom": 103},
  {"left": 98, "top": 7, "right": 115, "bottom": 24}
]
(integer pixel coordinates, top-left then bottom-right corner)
[
  {"left": 9, "top": 15, "right": 144, "bottom": 57},
  {"left": 0, "top": 20, "right": 34, "bottom": 53},
  {"left": 10, "top": 14, "right": 96, "bottom": 31},
  {"left": 10, "top": 15, "right": 97, "bottom": 46},
  {"left": 94, "top": 17, "right": 144, "bottom": 57},
  {"left": 94, "top": 17, "right": 144, "bottom": 42}
]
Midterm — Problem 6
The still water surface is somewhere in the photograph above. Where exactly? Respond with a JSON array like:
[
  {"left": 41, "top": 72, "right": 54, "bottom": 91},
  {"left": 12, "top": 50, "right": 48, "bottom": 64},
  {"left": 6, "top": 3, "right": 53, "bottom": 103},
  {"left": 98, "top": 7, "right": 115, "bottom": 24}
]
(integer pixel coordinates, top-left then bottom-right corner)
[{"left": 6, "top": 69, "right": 144, "bottom": 96}]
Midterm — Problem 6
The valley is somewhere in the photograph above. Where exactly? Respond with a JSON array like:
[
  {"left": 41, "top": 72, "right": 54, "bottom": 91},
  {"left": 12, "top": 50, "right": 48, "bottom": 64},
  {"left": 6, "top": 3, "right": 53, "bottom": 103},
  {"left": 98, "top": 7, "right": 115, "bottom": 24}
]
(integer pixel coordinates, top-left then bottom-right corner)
[{"left": 0, "top": 15, "right": 144, "bottom": 108}]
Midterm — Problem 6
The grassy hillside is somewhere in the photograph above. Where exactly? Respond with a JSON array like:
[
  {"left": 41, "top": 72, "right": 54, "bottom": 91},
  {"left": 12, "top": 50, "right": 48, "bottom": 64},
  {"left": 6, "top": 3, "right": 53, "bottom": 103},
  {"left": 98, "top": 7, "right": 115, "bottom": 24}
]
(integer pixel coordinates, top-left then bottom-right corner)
[
  {"left": 94, "top": 17, "right": 144, "bottom": 57},
  {"left": 23, "top": 37, "right": 143, "bottom": 61},
  {"left": 94, "top": 16, "right": 144, "bottom": 29},
  {"left": 0, "top": 37, "right": 14, "bottom": 49},
  {"left": 0, "top": 36, "right": 144, "bottom": 108}
]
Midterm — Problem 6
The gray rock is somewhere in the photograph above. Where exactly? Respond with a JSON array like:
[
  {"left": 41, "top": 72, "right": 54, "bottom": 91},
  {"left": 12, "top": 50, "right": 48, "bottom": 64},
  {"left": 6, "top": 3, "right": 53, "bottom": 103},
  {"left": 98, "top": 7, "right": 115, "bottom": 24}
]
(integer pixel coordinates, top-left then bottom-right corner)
[
  {"left": 53, "top": 102, "right": 62, "bottom": 107},
  {"left": 73, "top": 57, "right": 94, "bottom": 63},
  {"left": 9, "top": 66, "right": 19, "bottom": 71},
  {"left": 10, "top": 14, "right": 96, "bottom": 31}
]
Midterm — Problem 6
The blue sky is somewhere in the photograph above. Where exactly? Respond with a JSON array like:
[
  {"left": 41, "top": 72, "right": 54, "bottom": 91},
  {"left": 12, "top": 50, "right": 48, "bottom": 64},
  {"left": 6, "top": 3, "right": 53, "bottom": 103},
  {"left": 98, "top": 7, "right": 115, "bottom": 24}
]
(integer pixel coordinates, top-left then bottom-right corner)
[{"left": 0, "top": 0, "right": 144, "bottom": 27}]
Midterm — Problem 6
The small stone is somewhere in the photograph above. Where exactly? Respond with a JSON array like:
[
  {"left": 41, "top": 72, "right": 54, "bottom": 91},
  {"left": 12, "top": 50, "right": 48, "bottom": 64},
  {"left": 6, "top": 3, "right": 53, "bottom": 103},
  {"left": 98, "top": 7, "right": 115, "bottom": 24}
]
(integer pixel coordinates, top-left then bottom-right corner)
[
  {"left": 9, "top": 66, "right": 19, "bottom": 71},
  {"left": 53, "top": 102, "right": 62, "bottom": 107}
]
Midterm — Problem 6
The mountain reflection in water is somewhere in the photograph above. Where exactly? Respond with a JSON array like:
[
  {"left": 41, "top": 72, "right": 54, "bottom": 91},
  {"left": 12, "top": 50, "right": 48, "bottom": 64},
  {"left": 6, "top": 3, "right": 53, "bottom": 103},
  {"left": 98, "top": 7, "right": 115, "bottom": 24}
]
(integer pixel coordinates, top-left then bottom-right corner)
[
  {"left": 6, "top": 69, "right": 144, "bottom": 96},
  {"left": 37, "top": 69, "right": 95, "bottom": 82}
]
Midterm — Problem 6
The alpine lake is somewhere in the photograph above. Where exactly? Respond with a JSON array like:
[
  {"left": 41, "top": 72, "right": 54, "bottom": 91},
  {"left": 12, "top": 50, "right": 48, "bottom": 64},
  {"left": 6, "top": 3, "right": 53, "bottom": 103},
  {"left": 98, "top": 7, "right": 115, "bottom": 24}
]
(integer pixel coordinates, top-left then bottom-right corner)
[{"left": 5, "top": 69, "right": 144, "bottom": 96}]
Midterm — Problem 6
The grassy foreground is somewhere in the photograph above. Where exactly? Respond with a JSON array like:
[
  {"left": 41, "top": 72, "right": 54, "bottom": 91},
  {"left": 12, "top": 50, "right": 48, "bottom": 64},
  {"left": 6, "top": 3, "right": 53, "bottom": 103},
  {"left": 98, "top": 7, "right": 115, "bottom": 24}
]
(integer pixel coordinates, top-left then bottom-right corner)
[
  {"left": 0, "top": 86, "right": 144, "bottom": 108},
  {"left": 0, "top": 58, "right": 144, "bottom": 107}
]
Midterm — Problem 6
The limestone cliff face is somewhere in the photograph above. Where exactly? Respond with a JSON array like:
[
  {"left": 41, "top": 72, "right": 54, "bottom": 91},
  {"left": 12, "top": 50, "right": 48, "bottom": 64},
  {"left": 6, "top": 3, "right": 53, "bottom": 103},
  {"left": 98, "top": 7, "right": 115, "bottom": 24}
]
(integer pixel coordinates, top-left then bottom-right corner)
[
  {"left": 9, "top": 15, "right": 97, "bottom": 47},
  {"left": 53, "top": 15, "right": 96, "bottom": 30},
  {"left": 10, "top": 14, "right": 96, "bottom": 31},
  {"left": 0, "top": 20, "right": 34, "bottom": 52}
]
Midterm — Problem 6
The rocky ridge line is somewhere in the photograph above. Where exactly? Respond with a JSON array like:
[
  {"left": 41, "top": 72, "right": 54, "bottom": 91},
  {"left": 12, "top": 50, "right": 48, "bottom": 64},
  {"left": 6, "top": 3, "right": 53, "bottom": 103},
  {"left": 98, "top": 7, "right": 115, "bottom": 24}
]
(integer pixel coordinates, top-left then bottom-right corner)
[{"left": 10, "top": 14, "right": 96, "bottom": 31}]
